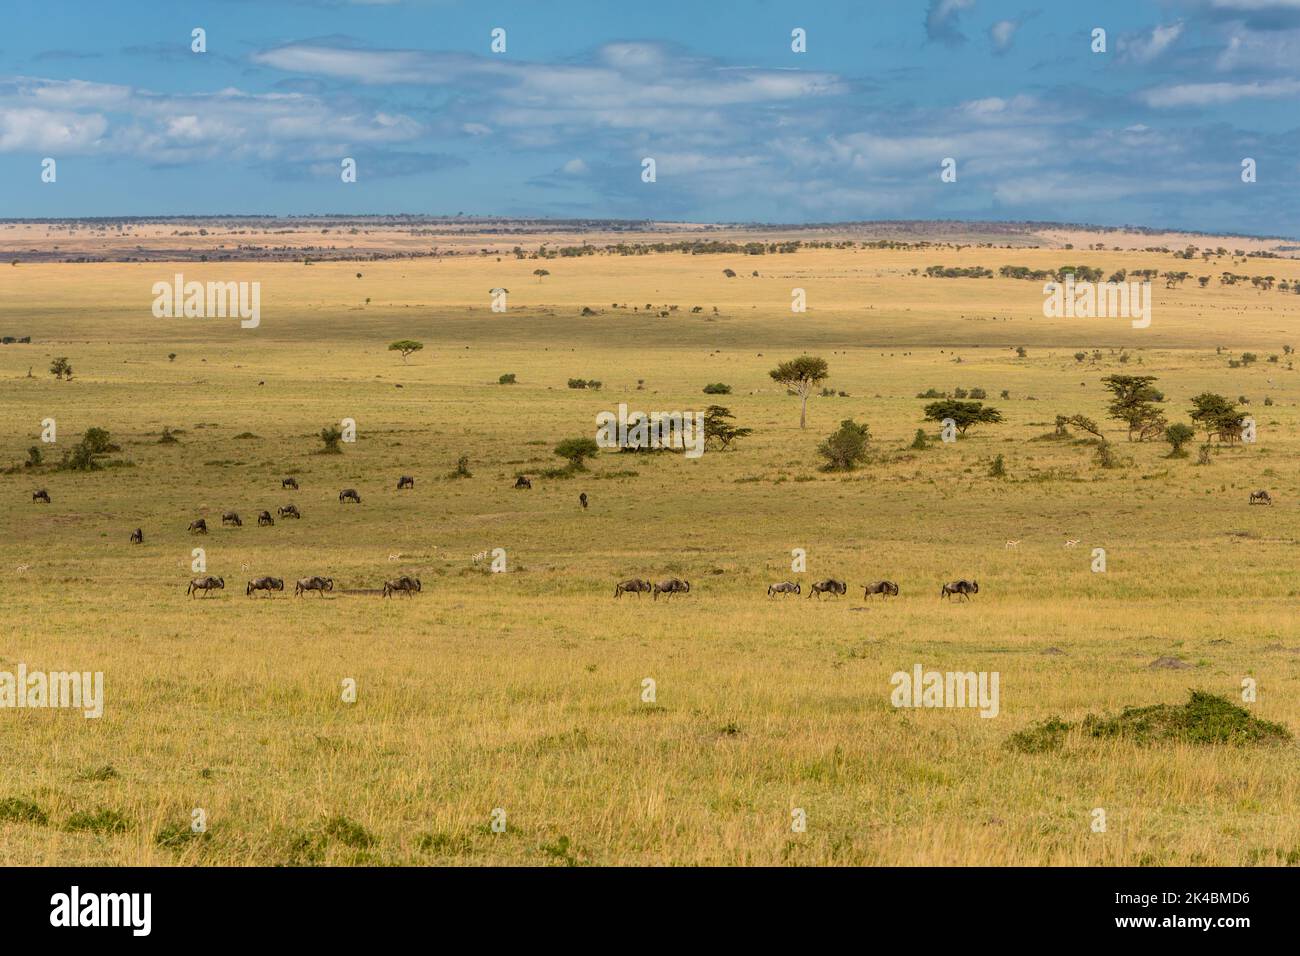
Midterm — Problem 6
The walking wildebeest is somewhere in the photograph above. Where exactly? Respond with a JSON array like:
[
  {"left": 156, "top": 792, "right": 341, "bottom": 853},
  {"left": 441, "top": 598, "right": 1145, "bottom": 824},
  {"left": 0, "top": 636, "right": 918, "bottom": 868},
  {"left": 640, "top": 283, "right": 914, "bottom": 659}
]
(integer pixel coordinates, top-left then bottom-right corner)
[
  {"left": 189, "top": 518, "right": 208, "bottom": 534},
  {"left": 221, "top": 511, "right": 242, "bottom": 527},
  {"left": 294, "top": 576, "right": 334, "bottom": 597},
  {"left": 277, "top": 504, "right": 300, "bottom": 519},
  {"left": 187, "top": 575, "right": 225, "bottom": 597},
  {"left": 257, "top": 510, "right": 275, "bottom": 526},
  {"left": 614, "top": 578, "right": 652, "bottom": 598},
  {"left": 579, "top": 492, "right": 589, "bottom": 509},
  {"left": 382, "top": 576, "right": 422, "bottom": 598},
  {"left": 653, "top": 578, "right": 691, "bottom": 600},
  {"left": 282, "top": 477, "right": 299, "bottom": 490},
  {"left": 32, "top": 489, "right": 50, "bottom": 503},
  {"left": 1249, "top": 490, "right": 1273, "bottom": 505},
  {"left": 246, "top": 576, "right": 284, "bottom": 597},
  {"left": 339, "top": 489, "right": 361, "bottom": 504},
  {"left": 941, "top": 580, "right": 979, "bottom": 601},
  {"left": 130, "top": 528, "right": 144, "bottom": 544},
  {"left": 808, "top": 579, "right": 848, "bottom": 599},
  {"left": 863, "top": 580, "right": 900, "bottom": 598},
  {"left": 397, "top": 476, "right": 415, "bottom": 490},
  {"left": 514, "top": 476, "right": 532, "bottom": 489},
  {"left": 767, "top": 581, "right": 801, "bottom": 597}
]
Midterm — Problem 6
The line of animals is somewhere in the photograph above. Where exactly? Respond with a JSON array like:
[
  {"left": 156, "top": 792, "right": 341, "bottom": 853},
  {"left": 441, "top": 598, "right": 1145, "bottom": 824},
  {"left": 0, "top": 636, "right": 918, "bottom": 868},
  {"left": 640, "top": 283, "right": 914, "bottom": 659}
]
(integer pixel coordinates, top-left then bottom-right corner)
[
  {"left": 613, "top": 577, "right": 978, "bottom": 600},
  {"left": 187, "top": 574, "right": 422, "bottom": 598}
]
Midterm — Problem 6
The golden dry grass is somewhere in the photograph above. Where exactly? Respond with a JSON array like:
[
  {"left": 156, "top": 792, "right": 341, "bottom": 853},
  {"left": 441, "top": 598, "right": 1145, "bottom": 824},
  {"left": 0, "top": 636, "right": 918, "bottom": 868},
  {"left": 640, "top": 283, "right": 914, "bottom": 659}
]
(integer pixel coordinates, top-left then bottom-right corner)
[{"left": 2, "top": 242, "right": 1299, "bottom": 865}]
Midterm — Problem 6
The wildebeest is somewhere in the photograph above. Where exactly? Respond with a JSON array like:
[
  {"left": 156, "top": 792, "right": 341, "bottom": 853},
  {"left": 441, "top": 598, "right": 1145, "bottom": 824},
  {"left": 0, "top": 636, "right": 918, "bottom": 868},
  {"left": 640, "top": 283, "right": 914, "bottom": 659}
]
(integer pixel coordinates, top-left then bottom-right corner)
[
  {"left": 941, "top": 580, "right": 979, "bottom": 601},
  {"left": 808, "top": 579, "right": 848, "bottom": 599},
  {"left": 130, "top": 528, "right": 144, "bottom": 544},
  {"left": 614, "top": 578, "right": 652, "bottom": 598},
  {"left": 1249, "top": 489, "right": 1272, "bottom": 505},
  {"left": 339, "top": 489, "right": 361, "bottom": 504},
  {"left": 579, "top": 492, "right": 589, "bottom": 509},
  {"left": 187, "top": 575, "right": 225, "bottom": 597},
  {"left": 767, "top": 581, "right": 801, "bottom": 597},
  {"left": 514, "top": 476, "right": 532, "bottom": 489},
  {"left": 189, "top": 518, "right": 208, "bottom": 534},
  {"left": 294, "top": 576, "right": 334, "bottom": 597},
  {"left": 277, "top": 504, "right": 300, "bottom": 519},
  {"left": 653, "top": 578, "right": 691, "bottom": 600},
  {"left": 246, "top": 576, "right": 284, "bottom": 597},
  {"left": 32, "top": 489, "right": 50, "bottom": 503},
  {"left": 257, "top": 510, "right": 274, "bottom": 526},
  {"left": 282, "top": 477, "right": 299, "bottom": 490},
  {"left": 863, "top": 580, "right": 900, "bottom": 598},
  {"left": 382, "top": 576, "right": 422, "bottom": 598},
  {"left": 221, "top": 511, "right": 242, "bottom": 527},
  {"left": 397, "top": 476, "right": 415, "bottom": 490}
]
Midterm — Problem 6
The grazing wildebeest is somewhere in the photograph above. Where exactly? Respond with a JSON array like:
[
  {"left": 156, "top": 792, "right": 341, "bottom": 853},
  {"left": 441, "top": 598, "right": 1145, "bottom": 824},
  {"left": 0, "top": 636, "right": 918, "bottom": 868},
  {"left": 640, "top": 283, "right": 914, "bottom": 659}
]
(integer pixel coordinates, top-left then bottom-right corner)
[
  {"left": 246, "top": 576, "right": 284, "bottom": 597},
  {"left": 514, "top": 476, "right": 532, "bottom": 489},
  {"left": 808, "top": 579, "right": 848, "bottom": 599},
  {"left": 863, "top": 580, "right": 900, "bottom": 598},
  {"left": 382, "top": 576, "right": 422, "bottom": 598},
  {"left": 32, "top": 489, "right": 50, "bottom": 503},
  {"left": 579, "top": 492, "right": 589, "bottom": 509},
  {"left": 653, "top": 578, "right": 691, "bottom": 600},
  {"left": 767, "top": 581, "right": 801, "bottom": 597},
  {"left": 1249, "top": 489, "right": 1273, "bottom": 505},
  {"left": 941, "top": 580, "right": 979, "bottom": 601},
  {"left": 295, "top": 576, "right": 334, "bottom": 597},
  {"left": 130, "top": 528, "right": 144, "bottom": 544},
  {"left": 397, "top": 476, "right": 415, "bottom": 490},
  {"left": 614, "top": 578, "right": 652, "bottom": 598},
  {"left": 189, "top": 518, "right": 208, "bottom": 534},
  {"left": 187, "top": 575, "right": 224, "bottom": 597},
  {"left": 221, "top": 511, "right": 242, "bottom": 527},
  {"left": 277, "top": 504, "right": 300, "bottom": 519},
  {"left": 339, "top": 489, "right": 361, "bottom": 504},
  {"left": 257, "top": 510, "right": 275, "bottom": 526},
  {"left": 282, "top": 477, "right": 299, "bottom": 490}
]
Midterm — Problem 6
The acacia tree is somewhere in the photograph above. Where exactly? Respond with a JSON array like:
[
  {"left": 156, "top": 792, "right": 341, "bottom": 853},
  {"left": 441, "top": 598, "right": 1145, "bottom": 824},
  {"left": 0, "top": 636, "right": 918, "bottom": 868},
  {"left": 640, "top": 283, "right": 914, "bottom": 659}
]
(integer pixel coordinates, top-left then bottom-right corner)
[
  {"left": 554, "top": 437, "right": 600, "bottom": 470},
  {"left": 49, "top": 357, "right": 72, "bottom": 380},
  {"left": 1101, "top": 375, "right": 1165, "bottom": 441},
  {"left": 769, "top": 355, "right": 829, "bottom": 429},
  {"left": 388, "top": 340, "right": 424, "bottom": 364},
  {"left": 1188, "top": 392, "right": 1244, "bottom": 442},
  {"left": 922, "top": 399, "right": 1003, "bottom": 435},
  {"left": 703, "top": 406, "right": 753, "bottom": 450}
]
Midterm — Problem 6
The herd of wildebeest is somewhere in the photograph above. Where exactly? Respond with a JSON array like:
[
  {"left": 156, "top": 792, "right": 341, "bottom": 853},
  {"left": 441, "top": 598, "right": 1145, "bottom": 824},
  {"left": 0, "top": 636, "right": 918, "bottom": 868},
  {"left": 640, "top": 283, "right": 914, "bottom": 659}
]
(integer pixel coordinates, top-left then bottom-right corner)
[{"left": 25, "top": 475, "right": 1279, "bottom": 603}]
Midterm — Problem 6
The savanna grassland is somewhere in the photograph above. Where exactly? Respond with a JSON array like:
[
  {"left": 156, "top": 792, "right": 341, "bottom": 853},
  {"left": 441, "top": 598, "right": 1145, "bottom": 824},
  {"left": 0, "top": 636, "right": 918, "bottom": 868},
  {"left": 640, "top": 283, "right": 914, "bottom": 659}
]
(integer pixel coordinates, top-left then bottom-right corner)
[{"left": 3, "top": 233, "right": 1300, "bottom": 866}]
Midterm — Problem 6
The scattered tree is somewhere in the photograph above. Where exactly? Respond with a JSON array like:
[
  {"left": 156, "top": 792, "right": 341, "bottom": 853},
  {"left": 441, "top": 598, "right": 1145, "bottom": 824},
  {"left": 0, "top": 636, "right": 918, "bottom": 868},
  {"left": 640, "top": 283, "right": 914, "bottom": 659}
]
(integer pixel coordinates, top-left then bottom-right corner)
[
  {"left": 388, "top": 340, "right": 424, "bottom": 363},
  {"left": 769, "top": 355, "right": 830, "bottom": 429},
  {"left": 922, "top": 399, "right": 1003, "bottom": 435},
  {"left": 554, "top": 437, "right": 600, "bottom": 471},
  {"left": 817, "top": 419, "right": 870, "bottom": 471},
  {"left": 703, "top": 405, "right": 752, "bottom": 450}
]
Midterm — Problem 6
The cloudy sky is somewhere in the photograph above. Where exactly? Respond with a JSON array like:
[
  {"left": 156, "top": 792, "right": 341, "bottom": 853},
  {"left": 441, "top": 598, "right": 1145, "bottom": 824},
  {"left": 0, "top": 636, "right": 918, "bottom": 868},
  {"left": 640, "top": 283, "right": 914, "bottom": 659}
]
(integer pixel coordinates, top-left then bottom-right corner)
[{"left": 1, "top": 0, "right": 1298, "bottom": 234}]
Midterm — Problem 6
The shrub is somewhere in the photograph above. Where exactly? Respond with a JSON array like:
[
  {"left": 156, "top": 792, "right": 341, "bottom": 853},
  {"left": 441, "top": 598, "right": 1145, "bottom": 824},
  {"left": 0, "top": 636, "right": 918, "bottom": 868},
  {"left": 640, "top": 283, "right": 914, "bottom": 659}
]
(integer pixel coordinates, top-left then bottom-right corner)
[
  {"left": 319, "top": 426, "right": 343, "bottom": 454},
  {"left": 498, "top": 373, "right": 516, "bottom": 384},
  {"left": 703, "top": 383, "right": 731, "bottom": 394},
  {"left": 448, "top": 455, "right": 472, "bottom": 479},
  {"left": 554, "top": 437, "right": 600, "bottom": 470},
  {"left": 817, "top": 419, "right": 870, "bottom": 471},
  {"left": 988, "top": 454, "right": 1006, "bottom": 478}
]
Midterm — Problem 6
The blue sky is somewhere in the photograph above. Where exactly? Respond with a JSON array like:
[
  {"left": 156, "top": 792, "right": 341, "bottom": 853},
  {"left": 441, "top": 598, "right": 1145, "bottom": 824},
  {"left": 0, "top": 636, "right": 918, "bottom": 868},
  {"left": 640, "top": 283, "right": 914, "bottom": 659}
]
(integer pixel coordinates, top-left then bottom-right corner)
[{"left": 1, "top": 0, "right": 1298, "bottom": 234}]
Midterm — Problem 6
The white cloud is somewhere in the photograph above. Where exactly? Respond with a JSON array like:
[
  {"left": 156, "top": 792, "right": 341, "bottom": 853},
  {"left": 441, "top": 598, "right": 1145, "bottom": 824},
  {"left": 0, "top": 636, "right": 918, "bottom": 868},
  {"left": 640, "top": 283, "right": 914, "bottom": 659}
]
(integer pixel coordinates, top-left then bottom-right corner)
[
  {"left": 1120, "top": 22, "right": 1185, "bottom": 63},
  {"left": 1140, "top": 78, "right": 1300, "bottom": 106}
]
